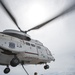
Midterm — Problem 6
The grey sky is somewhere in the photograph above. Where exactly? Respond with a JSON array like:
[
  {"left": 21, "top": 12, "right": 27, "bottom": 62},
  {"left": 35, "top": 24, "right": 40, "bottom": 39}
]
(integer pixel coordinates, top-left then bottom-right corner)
[{"left": 0, "top": 0, "right": 75, "bottom": 75}]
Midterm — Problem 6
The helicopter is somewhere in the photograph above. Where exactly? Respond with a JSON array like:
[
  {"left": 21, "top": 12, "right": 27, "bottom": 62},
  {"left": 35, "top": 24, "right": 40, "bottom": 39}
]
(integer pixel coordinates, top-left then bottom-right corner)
[{"left": 0, "top": 0, "right": 75, "bottom": 74}]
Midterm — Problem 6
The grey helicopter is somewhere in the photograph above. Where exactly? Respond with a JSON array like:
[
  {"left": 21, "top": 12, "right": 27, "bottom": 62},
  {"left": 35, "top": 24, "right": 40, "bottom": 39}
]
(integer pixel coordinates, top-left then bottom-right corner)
[{"left": 0, "top": 0, "right": 75, "bottom": 75}]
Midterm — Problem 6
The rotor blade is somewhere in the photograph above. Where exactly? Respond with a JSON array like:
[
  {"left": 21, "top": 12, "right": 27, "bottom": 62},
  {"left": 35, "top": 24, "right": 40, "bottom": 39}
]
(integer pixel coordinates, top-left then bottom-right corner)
[
  {"left": 0, "top": 0, "right": 22, "bottom": 31},
  {"left": 26, "top": 3, "right": 75, "bottom": 32}
]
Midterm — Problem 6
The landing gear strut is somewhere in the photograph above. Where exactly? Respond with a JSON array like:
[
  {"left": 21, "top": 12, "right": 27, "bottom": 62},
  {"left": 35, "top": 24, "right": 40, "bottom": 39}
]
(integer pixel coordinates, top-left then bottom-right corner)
[
  {"left": 10, "top": 57, "right": 20, "bottom": 67},
  {"left": 4, "top": 66, "right": 10, "bottom": 74},
  {"left": 44, "top": 64, "right": 49, "bottom": 69}
]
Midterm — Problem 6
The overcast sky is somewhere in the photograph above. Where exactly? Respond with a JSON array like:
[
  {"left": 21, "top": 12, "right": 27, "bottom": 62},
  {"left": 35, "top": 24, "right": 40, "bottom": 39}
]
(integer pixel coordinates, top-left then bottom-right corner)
[{"left": 0, "top": 0, "right": 75, "bottom": 75}]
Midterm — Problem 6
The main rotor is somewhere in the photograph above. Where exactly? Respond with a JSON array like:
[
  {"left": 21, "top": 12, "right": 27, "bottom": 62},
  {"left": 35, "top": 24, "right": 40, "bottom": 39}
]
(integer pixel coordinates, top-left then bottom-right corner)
[{"left": 0, "top": 0, "right": 75, "bottom": 34}]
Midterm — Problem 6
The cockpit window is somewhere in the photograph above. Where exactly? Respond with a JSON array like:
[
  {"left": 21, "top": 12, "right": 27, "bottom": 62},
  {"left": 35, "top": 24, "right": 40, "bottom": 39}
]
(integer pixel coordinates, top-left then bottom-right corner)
[
  {"left": 37, "top": 46, "right": 41, "bottom": 49},
  {"left": 26, "top": 42, "right": 30, "bottom": 46},
  {"left": 31, "top": 44, "right": 35, "bottom": 47},
  {"left": 2, "top": 32, "right": 31, "bottom": 41}
]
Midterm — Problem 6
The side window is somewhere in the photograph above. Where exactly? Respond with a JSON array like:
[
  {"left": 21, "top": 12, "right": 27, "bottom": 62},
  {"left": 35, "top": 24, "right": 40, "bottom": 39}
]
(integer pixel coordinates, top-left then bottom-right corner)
[
  {"left": 31, "top": 44, "right": 35, "bottom": 47},
  {"left": 9, "top": 42, "right": 15, "bottom": 48},
  {"left": 37, "top": 46, "right": 41, "bottom": 49},
  {"left": 26, "top": 42, "right": 30, "bottom": 46}
]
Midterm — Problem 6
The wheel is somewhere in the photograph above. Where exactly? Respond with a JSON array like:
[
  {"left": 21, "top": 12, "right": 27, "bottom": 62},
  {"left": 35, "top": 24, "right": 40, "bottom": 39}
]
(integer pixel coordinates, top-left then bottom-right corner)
[
  {"left": 34, "top": 72, "right": 37, "bottom": 75},
  {"left": 10, "top": 57, "right": 20, "bottom": 67},
  {"left": 4, "top": 68, "right": 10, "bottom": 74},
  {"left": 44, "top": 65, "right": 49, "bottom": 69}
]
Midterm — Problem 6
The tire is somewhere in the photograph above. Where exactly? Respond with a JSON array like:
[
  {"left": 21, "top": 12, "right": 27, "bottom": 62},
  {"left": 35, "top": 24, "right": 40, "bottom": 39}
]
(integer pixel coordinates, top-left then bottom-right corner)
[
  {"left": 44, "top": 65, "right": 49, "bottom": 69},
  {"left": 10, "top": 57, "right": 19, "bottom": 67},
  {"left": 4, "top": 68, "right": 10, "bottom": 74}
]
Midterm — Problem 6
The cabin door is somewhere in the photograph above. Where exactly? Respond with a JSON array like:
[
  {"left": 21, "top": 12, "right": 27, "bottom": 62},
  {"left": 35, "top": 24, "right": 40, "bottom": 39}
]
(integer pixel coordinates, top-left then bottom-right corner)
[{"left": 37, "top": 45, "right": 47, "bottom": 59}]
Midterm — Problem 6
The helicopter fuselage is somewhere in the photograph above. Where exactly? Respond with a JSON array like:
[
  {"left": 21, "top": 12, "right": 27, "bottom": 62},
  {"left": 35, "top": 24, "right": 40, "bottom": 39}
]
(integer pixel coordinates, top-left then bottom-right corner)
[{"left": 0, "top": 30, "right": 55, "bottom": 65}]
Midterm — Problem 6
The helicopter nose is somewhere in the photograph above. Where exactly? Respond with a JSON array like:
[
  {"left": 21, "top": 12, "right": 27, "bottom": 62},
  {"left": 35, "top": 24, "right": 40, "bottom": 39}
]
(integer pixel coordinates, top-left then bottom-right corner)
[
  {"left": 51, "top": 56, "right": 55, "bottom": 61},
  {"left": 53, "top": 58, "right": 55, "bottom": 61}
]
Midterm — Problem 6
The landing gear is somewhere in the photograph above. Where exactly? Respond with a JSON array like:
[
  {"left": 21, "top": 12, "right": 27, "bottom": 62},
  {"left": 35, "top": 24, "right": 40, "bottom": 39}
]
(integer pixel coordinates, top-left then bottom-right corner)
[
  {"left": 44, "top": 64, "right": 49, "bottom": 69},
  {"left": 4, "top": 66, "right": 10, "bottom": 74},
  {"left": 3, "top": 57, "right": 19, "bottom": 74},
  {"left": 10, "top": 57, "right": 20, "bottom": 67}
]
